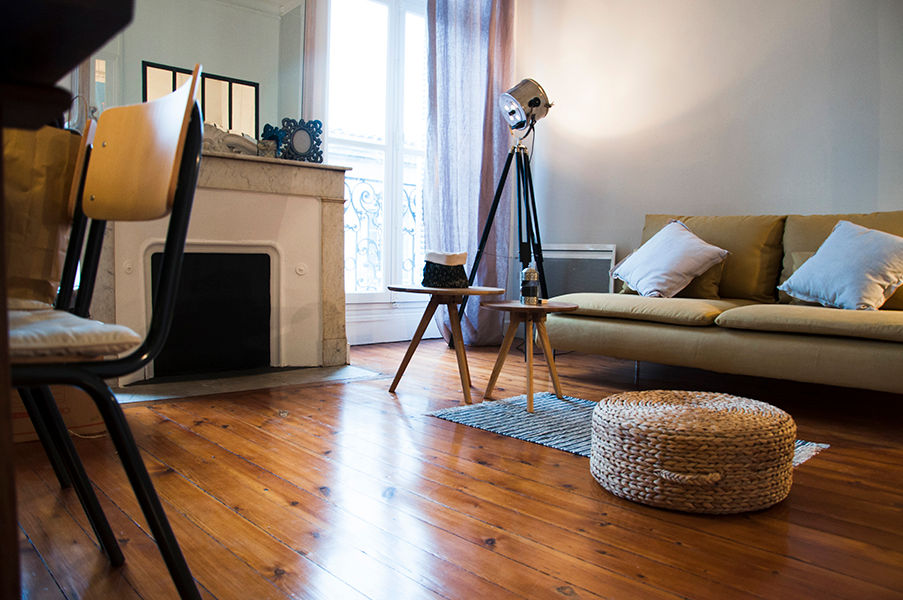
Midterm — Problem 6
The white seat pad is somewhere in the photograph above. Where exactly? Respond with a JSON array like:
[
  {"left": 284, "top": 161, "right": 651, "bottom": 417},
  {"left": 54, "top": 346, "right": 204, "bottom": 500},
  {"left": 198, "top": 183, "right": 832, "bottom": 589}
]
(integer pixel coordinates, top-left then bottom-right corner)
[{"left": 9, "top": 309, "right": 141, "bottom": 360}]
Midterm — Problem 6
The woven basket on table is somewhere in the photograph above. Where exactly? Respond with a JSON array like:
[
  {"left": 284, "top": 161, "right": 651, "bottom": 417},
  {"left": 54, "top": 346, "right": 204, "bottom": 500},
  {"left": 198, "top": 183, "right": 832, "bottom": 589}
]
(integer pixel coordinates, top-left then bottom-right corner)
[{"left": 590, "top": 390, "right": 797, "bottom": 514}]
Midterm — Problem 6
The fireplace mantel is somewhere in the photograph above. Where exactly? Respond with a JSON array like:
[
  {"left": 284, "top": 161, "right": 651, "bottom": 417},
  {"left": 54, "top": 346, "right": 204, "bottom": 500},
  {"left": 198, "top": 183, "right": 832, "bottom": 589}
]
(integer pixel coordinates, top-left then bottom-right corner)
[{"left": 114, "top": 151, "right": 349, "bottom": 382}]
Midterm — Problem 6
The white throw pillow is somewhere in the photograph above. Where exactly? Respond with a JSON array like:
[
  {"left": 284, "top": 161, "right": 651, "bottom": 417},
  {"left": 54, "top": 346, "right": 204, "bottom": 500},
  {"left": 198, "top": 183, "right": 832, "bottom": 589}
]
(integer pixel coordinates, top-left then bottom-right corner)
[
  {"left": 611, "top": 221, "right": 729, "bottom": 298},
  {"left": 777, "top": 220, "right": 903, "bottom": 310}
]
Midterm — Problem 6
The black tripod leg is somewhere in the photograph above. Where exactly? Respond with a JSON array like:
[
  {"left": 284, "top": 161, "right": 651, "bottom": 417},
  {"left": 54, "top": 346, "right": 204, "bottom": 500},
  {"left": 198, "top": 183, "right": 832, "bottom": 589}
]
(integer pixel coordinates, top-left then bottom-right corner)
[
  {"left": 522, "top": 153, "right": 548, "bottom": 298},
  {"left": 30, "top": 386, "right": 124, "bottom": 566},
  {"left": 515, "top": 148, "right": 531, "bottom": 269},
  {"left": 458, "top": 146, "right": 516, "bottom": 322},
  {"left": 18, "top": 387, "right": 71, "bottom": 488}
]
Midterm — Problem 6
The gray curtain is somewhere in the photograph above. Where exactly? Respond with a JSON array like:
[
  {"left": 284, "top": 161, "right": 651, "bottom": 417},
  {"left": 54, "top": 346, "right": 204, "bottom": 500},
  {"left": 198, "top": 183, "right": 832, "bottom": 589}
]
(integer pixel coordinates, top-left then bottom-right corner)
[{"left": 426, "top": 0, "right": 515, "bottom": 345}]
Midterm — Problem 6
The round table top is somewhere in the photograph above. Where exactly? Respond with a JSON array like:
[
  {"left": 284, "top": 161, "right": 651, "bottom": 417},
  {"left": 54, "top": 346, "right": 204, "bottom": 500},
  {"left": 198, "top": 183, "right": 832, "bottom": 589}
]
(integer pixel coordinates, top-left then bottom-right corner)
[
  {"left": 388, "top": 285, "right": 505, "bottom": 296},
  {"left": 481, "top": 300, "right": 579, "bottom": 314}
]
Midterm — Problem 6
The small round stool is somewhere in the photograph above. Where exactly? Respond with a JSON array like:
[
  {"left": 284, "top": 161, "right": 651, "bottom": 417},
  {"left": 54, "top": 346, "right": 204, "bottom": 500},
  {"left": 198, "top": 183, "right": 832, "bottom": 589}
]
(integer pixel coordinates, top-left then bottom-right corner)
[{"left": 590, "top": 390, "right": 797, "bottom": 514}]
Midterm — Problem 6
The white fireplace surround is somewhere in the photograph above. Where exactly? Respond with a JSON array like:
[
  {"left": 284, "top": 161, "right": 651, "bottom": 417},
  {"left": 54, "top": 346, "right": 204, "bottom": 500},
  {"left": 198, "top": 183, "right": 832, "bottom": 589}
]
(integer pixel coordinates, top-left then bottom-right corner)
[{"left": 114, "top": 151, "right": 348, "bottom": 384}]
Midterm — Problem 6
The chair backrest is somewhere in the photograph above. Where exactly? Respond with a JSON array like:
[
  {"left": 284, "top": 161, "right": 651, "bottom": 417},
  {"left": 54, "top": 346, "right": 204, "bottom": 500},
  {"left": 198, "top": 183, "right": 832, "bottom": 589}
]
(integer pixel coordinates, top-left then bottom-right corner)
[
  {"left": 87, "top": 72, "right": 205, "bottom": 378},
  {"left": 65, "top": 119, "right": 96, "bottom": 219},
  {"left": 82, "top": 64, "right": 200, "bottom": 221},
  {"left": 56, "top": 120, "right": 96, "bottom": 311}
]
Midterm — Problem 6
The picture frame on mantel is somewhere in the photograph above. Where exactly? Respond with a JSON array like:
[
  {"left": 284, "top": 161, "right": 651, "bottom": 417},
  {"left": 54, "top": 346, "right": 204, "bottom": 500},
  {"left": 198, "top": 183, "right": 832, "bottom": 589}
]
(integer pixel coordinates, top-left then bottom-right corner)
[{"left": 262, "top": 117, "right": 324, "bottom": 163}]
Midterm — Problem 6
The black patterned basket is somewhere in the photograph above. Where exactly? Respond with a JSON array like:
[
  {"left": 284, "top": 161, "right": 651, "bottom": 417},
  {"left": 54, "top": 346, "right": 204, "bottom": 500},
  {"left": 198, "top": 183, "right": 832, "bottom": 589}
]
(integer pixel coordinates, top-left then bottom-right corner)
[{"left": 422, "top": 261, "right": 468, "bottom": 288}]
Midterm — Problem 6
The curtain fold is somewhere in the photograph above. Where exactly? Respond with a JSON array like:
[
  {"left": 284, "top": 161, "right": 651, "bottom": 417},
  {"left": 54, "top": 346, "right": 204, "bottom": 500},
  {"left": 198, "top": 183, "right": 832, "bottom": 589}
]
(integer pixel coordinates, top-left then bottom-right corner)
[{"left": 426, "top": 0, "right": 515, "bottom": 345}]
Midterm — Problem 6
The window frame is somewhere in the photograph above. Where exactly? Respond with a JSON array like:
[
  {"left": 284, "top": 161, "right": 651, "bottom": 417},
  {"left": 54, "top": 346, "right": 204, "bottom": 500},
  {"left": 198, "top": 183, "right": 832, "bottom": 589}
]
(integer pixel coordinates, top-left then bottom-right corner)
[
  {"left": 327, "top": 0, "right": 427, "bottom": 305},
  {"left": 141, "top": 60, "right": 260, "bottom": 138}
]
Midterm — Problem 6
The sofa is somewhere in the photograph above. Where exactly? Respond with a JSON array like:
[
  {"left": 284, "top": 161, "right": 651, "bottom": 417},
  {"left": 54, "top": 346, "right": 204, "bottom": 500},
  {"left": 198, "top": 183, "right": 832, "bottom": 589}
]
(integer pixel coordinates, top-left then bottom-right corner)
[{"left": 546, "top": 211, "right": 903, "bottom": 394}]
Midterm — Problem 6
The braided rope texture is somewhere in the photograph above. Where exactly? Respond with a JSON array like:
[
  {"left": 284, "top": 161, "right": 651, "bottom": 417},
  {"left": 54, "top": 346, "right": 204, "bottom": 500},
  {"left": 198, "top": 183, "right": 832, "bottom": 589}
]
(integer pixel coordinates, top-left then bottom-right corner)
[{"left": 590, "top": 390, "right": 797, "bottom": 514}]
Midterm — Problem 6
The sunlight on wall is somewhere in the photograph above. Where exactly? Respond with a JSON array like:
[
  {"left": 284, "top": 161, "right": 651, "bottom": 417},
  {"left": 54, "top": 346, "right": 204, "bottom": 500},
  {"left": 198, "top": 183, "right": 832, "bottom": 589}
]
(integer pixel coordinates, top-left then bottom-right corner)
[
  {"left": 513, "top": 0, "right": 902, "bottom": 257},
  {"left": 523, "top": 1, "right": 806, "bottom": 141}
]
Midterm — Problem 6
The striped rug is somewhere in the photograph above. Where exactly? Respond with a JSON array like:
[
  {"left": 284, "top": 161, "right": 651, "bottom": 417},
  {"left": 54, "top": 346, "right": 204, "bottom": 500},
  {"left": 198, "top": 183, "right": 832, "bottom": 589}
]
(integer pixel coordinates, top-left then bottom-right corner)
[{"left": 430, "top": 392, "right": 829, "bottom": 466}]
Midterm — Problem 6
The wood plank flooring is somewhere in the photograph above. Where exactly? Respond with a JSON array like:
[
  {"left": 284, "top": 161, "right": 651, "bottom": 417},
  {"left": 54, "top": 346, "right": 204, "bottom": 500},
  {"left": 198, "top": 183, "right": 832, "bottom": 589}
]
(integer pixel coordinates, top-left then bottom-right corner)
[{"left": 14, "top": 340, "right": 903, "bottom": 599}]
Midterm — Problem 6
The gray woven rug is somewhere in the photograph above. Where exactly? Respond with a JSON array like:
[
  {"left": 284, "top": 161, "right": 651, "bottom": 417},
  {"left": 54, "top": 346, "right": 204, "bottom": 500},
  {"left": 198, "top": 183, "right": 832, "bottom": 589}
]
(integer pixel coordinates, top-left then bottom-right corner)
[{"left": 430, "top": 392, "right": 829, "bottom": 466}]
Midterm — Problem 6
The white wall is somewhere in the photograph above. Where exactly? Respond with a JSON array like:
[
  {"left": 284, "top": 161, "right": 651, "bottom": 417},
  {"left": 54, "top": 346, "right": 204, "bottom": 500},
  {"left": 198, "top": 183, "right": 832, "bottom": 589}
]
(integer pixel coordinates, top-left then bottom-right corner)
[
  {"left": 100, "top": 0, "right": 286, "bottom": 129},
  {"left": 279, "top": 4, "right": 305, "bottom": 120},
  {"left": 515, "top": 0, "right": 903, "bottom": 257}
]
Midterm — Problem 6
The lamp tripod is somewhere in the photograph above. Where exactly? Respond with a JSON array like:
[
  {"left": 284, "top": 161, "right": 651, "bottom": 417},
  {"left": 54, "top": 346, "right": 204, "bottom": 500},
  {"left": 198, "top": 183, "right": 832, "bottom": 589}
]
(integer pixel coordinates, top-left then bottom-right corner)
[{"left": 460, "top": 138, "right": 548, "bottom": 317}]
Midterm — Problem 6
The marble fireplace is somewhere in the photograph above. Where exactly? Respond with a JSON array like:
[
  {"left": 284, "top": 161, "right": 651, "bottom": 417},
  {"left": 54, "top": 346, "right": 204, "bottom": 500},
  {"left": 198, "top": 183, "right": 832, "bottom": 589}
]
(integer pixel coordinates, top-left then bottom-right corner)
[{"left": 113, "top": 151, "right": 348, "bottom": 384}]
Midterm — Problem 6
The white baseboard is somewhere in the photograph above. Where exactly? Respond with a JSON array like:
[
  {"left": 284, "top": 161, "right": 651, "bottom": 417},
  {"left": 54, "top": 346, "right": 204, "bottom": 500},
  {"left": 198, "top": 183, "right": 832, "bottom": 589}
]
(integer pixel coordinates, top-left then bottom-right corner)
[{"left": 346, "top": 300, "right": 441, "bottom": 345}]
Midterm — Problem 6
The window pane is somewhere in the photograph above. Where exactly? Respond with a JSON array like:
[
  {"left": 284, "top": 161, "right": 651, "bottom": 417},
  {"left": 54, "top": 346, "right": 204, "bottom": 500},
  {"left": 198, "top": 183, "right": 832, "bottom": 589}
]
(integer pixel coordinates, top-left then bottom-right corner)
[
  {"left": 175, "top": 72, "right": 191, "bottom": 89},
  {"left": 403, "top": 11, "right": 427, "bottom": 151},
  {"left": 400, "top": 152, "right": 426, "bottom": 286},
  {"left": 328, "top": 0, "right": 388, "bottom": 143},
  {"left": 146, "top": 67, "right": 173, "bottom": 101},
  {"left": 94, "top": 59, "right": 108, "bottom": 113},
  {"left": 231, "top": 83, "right": 257, "bottom": 137},
  {"left": 205, "top": 78, "right": 229, "bottom": 130},
  {"left": 338, "top": 144, "right": 386, "bottom": 292}
]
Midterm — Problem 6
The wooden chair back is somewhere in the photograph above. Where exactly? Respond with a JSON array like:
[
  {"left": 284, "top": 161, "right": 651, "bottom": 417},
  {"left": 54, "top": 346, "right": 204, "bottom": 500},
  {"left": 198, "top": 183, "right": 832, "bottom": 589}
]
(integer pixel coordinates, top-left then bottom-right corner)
[
  {"left": 82, "top": 64, "right": 200, "bottom": 221},
  {"left": 65, "top": 119, "right": 96, "bottom": 218}
]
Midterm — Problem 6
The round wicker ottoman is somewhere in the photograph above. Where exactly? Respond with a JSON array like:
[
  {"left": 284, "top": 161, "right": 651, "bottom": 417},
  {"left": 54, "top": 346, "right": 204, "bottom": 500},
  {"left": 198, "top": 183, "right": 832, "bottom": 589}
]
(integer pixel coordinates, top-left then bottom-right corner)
[{"left": 590, "top": 390, "right": 797, "bottom": 514}]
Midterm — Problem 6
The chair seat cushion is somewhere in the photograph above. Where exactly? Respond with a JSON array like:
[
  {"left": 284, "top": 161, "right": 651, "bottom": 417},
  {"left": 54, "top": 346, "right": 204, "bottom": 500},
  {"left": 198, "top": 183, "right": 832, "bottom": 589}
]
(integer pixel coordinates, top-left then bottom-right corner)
[
  {"left": 714, "top": 304, "right": 903, "bottom": 343},
  {"left": 9, "top": 309, "right": 141, "bottom": 360},
  {"left": 549, "top": 293, "right": 755, "bottom": 326},
  {"left": 8, "top": 298, "right": 54, "bottom": 310}
]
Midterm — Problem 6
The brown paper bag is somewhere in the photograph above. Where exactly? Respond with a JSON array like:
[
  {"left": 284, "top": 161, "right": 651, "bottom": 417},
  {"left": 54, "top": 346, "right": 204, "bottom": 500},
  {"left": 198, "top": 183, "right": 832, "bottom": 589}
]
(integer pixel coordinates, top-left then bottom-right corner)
[
  {"left": 3, "top": 126, "right": 81, "bottom": 305},
  {"left": 10, "top": 386, "right": 106, "bottom": 443}
]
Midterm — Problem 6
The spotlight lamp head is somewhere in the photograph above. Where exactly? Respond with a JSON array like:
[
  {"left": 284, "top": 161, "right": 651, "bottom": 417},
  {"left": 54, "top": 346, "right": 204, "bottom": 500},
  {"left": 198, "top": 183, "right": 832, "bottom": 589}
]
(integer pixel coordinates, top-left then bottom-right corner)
[{"left": 498, "top": 78, "right": 552, "bottom": 130}]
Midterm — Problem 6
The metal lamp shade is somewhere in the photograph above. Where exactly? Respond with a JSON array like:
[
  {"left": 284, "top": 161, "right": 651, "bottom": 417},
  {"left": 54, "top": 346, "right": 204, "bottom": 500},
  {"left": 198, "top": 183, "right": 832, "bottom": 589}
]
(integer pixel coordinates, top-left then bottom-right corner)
[{"left": 498, "top": 78, "right": 551, "bottom": 130}]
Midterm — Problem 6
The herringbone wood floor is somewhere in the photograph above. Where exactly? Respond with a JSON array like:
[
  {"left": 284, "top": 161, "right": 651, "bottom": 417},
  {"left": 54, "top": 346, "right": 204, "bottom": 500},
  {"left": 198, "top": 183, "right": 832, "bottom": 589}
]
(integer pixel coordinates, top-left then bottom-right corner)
[{"left": 15, "top": 340, "right": 903, "bottom": 599}]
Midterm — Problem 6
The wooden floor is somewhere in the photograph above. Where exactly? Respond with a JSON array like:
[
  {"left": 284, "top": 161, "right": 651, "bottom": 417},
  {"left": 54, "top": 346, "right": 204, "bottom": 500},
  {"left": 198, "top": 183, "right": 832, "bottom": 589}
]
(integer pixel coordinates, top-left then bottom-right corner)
[{"left": 14, "top": 340, "right": 903, "bottom": 599}]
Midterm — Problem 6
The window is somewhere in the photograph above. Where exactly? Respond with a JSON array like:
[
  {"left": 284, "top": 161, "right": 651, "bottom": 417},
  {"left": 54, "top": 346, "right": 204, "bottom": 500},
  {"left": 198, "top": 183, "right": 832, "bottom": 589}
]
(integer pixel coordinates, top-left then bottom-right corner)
[
  {"left": 327, "top": 0, "right": 428, "bottom": 302},
  {"left": 142, "top": 61, "right": 259, "bottom": 138}
]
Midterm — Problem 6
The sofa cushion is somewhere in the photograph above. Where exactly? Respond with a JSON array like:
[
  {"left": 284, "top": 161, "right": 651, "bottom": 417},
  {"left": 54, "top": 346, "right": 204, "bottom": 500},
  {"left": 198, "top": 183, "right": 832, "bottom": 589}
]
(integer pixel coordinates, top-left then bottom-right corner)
[
  {"left": 714, "top": 304, "right": 903, "bottom": 343},
  {"left": 643, "top": 214, "right": 786, "bottom": 303},
  {"left": 777, "top": 221, "right": 903, "bottom": 310},
  {"left": 550, "top": 292, "right": 755, "bottom": 326},
  {"left": 612, "top": 221, "right": 729, "bottom": 298},
  {"left": 617, "top": 261, "right": 725, "bottom": 300},
  {"left": 780, "top": 210, "right": 903, "bottom": 309}
]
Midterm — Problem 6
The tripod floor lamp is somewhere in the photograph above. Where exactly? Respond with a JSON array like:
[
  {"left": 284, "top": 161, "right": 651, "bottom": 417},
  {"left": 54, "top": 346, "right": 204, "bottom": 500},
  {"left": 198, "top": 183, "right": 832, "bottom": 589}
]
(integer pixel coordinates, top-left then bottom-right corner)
[{"left": 461, "top": 78, "right": 553, "bottom": 317}]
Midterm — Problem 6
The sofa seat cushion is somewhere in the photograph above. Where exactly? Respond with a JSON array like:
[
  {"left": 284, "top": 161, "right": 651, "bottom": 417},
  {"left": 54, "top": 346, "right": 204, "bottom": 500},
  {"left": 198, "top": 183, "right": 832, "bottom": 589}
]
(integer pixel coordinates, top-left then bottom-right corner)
[
  {"left": 714, "top": 304, "right": 903, "bottom": 343},
  {"left": 550, "top": 293, "right": 756, "bottom": 326}
]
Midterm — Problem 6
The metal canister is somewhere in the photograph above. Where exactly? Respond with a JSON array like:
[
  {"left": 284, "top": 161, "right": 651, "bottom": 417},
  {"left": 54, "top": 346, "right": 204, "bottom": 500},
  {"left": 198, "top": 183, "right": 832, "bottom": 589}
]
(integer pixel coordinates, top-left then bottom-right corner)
[{"left": 520, "top": 265, "right": 540, "bottom": 305}]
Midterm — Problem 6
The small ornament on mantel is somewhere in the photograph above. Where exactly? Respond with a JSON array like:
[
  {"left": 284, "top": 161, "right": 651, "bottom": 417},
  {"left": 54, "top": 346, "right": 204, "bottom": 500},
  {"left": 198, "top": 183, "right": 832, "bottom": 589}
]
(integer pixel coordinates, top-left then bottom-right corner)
[{"left": 261, "top": 118, "right": 324, "bottom": 163}]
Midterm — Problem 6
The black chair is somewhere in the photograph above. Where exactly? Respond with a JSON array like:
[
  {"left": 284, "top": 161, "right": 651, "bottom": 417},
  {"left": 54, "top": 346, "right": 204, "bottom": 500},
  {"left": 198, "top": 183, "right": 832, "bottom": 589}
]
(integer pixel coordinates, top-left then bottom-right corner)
[{"left": 10, "top": 65, "right": 204, "bottom": 600}]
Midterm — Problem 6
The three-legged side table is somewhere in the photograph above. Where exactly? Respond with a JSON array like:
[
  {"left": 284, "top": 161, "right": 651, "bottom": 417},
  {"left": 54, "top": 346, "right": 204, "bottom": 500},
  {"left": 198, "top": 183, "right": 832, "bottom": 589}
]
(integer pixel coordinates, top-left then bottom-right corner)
[
  {"left": 481, "top": 300, "right": 578, "bottom": 412},
  {"left": 387, "top": 285, "right": 504, "bottom": 404}
]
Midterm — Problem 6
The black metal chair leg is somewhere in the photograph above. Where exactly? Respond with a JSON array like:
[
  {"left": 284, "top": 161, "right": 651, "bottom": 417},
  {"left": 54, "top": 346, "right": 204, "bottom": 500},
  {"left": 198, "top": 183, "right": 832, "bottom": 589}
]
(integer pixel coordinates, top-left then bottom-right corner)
[
  {"left": 18, "top": 387, "right": 72, "bottom": 489},
  {"left": 80, "top": 377, "right": 201, "bottom": 600},
  {"left": 29, "top": 386, "right": 124, "bottom": 567}
]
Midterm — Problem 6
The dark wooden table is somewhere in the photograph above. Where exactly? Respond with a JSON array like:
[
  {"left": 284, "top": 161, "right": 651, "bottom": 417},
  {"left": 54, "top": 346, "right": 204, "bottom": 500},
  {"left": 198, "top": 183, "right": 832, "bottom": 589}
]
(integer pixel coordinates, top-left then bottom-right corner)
[
  {"left": 480, "top": 300, "right": 578, "bottom": 412},
  {"left": 1, "top": 3, "right": 134, "bottom": 595}
]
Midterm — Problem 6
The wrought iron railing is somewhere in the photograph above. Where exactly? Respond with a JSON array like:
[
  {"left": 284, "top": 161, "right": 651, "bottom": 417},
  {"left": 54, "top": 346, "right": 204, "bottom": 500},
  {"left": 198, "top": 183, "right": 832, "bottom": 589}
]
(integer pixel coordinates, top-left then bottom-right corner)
[{"left": 344, "top": 175, "right": 424, "bottom": 293}]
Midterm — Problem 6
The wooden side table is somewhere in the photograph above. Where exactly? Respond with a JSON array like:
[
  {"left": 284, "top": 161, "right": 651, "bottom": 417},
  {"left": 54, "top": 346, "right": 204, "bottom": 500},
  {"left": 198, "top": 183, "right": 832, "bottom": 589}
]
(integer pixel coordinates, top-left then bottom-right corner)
[
  {"left": 387, "top": 285, "right": 504, "bottom": 404},
  {"left": 481, "top": 300, "right": 578, "bottom": 412}
]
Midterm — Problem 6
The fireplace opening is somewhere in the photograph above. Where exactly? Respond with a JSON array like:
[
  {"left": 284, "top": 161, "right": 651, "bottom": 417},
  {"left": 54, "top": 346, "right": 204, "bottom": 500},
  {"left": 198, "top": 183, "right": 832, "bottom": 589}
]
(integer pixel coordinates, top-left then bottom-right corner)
[{"left": 151, "top": 252, "right": 271, "bottom": 378}]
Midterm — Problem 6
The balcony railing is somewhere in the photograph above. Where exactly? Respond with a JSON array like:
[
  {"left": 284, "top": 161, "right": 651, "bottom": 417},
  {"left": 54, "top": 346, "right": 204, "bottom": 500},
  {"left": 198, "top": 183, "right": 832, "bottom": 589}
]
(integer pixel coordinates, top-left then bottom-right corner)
[{"left": 344, "top": 174, "right": 425, "bottom": 293}]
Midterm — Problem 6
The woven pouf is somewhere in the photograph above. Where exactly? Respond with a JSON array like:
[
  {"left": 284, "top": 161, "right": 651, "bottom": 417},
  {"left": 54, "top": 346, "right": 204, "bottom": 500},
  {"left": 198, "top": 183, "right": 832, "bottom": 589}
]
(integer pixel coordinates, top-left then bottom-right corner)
[{"left": 590, "top": 390, "right": 797, "bottom": 514}]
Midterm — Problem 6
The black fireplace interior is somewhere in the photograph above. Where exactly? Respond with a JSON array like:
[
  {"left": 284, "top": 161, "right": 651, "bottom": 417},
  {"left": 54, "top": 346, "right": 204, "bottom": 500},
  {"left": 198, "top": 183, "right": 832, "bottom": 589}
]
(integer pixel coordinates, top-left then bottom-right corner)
[{"left": 151, "top": 252, "right": 271, "bottom": 378}]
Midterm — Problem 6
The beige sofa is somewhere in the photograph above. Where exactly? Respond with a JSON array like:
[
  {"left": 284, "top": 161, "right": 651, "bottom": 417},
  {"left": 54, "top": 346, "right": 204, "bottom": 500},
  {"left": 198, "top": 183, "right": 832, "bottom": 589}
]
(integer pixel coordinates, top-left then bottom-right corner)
[{"left": 546, "top": 211, "right": 903, "bottom": 394}]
